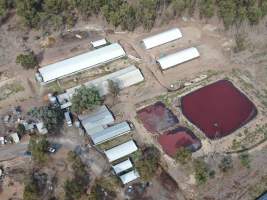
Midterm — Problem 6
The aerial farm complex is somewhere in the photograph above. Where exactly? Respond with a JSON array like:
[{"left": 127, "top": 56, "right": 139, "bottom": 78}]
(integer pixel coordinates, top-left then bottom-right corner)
[{"left": 32, "top": 26, "right": 259, "bottom": 186}]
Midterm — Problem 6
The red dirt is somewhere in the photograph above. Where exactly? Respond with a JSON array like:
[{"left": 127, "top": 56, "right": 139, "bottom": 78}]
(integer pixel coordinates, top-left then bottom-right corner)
[
  {"left": 137, "top": 102, "right": 179, "bottom": 133},
  {"left": 158, "top": 127, "right": 201, "bottom": 157},
  {"left": 181, "top": 80, "right": 257, "bottom": 139}
]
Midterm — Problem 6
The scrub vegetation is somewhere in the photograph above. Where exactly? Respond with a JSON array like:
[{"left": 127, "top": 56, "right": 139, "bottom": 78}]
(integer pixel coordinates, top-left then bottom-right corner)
[{"left": 1, "top": 0, "right": 266, "bottom": 31}]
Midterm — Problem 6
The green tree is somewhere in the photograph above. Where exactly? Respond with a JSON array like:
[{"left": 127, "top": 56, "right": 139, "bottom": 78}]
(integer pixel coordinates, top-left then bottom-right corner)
[
  {"left": 71, "top": 86, "right": 101, "bottom": 114},
  {"left": 17, "top": 123, "right": 26, "bottom": 137},
  {"left": 193, "top": 158, "right": 209, "bottom": 184},
  {"left": 239, "top": 153, "right": 251, "bottom": 168},
  {"left": 120, "top": 4, "right": 137, "bottom": 31},
  {"left": 171, "top": 0, "right": 187, "bottom": 16},
  {"left": 108, "top": 79, "right": 120, "bottom": 105},
  {"left": 23, "top": 178, "right": 39, "bottom": 200},
  {"left": 217, "top": 0, "right": 236, "bottom": 29},
  {"left": 174, "top": 147, "right": 192, "bottom": 165},
  {"left": 64, "top": 179, "right": 84, "bottom": 200},
  {"left": 65, "top": 151, "right": 90, "bottom": 200},
  {"left": 136, "top": 0, "right": 158, "bottom": 30},
  {"left": 199, "top": 0, "right": 214, "bottom": 18},
  {"left": 0, "top": 0, "right": 13, "bottom": 17},
  {"left": 218, "top": 155, "right": 233, "bottom": 172},
  {"left": 16, "top": 0, "right": 42, "bottom": 28},
  {"left": 16, "top": 52, "right": 38, "bottom": 69},
  {"left": 247, "top": 5, "right": 262, "bottom": 25},
  {"left": 29, "top": 104, "right": 64, "bottom": 133},
  {"left": 136, "top": 146, "right": 160, "bottom": 181},
  {"left": 28, "top": 136, "right": 49, "bottom": 164}
]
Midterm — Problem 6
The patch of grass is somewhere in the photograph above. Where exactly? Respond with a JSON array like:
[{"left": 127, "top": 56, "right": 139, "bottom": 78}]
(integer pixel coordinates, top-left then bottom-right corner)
[
  {"left": 96, "top": 133, "right": 133, "bottom": 150},
  {"left": 0, "top": 82, "right": 25, "bottom": 101},
  {"left": 248, "top": 175, "right": 267, "bottom": 199}
]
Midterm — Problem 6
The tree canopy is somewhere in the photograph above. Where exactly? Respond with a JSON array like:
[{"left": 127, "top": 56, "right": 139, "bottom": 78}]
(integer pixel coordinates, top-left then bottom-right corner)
[
  {"left": 174, "top": 147, "right": 192, "bottom": 165},
  {"left": 71, "top": 86, "right": 101, "bottom": 114},
  {"left": 28, "top": 136, "right": 49, "bottom": 164},
  {"left": 1, "top": 0, "right": 265, "bottom": 31},
  {"left": 64, "top": 151, "right": 90, "bottom": 200},
  {"left": 135, "top": 145, "right": 161, "bottom": 181},
  {"left": 29, "top": 104, "right": 64, "bottom": 133}
]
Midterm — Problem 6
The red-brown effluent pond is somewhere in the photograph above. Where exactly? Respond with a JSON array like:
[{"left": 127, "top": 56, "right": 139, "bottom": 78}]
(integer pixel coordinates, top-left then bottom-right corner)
[
  {"left": 137, "top": 101, "right": 179, "bottom": 134},
  {"left": 181, "top": 80, "right": 257, "bottom": 139},
  {"left": 158, "top": 127, "right": 201, "bottom": 157}
]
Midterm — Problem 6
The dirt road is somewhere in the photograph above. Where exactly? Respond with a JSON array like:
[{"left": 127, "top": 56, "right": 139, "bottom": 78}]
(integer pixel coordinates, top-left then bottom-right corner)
[{"left": 0, "top": 141, "right": 28, "bottom": 161}]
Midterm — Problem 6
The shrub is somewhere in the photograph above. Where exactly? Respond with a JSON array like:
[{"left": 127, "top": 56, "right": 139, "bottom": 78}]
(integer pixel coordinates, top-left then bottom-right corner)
[
  {"left": 239, "top": 153, "right": 251, "bottom": 168},
  {"left": 174, "top": 147, "right": 192, "bottom": 165},
  {"left": 193, "top": 158, "right": 209, "bottom": 185},
  {"left": 16, "top": 52, "right": 38, "bottom": 69},
  {"left": 218, "top": 155, "right": 233, "bottom": 172}
]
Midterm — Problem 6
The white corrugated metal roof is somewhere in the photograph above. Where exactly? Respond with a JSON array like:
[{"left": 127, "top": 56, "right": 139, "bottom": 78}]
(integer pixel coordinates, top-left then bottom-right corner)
[
  {"left": 112, "top": 159, "right": 133, "bottom": 174},
  {"left": 78, "top": 105, "right": 114, "bottom": 135},
  {"left": 119, "top": 170, "right": 140, "bottom": 184},
  {"left": 142, "top": 28, "right": 182, "bottom": 50},
  {"left": 91, "top": 122, "right": 131, "bottom": 145},
  {"left": 104, "top": 140, "right": 138, "bottom": 162},
  {"left": 66, "top": 65, "right": 144, "bottom": 97},
  {"left": 38, "top": 43, "right": 126, "bottom": 83},
  {"left": 91, "top": 39, "right": 107, "bottom": 48},
  {"left": 157, "top": 47, "right": 200, "bottom": 70}
]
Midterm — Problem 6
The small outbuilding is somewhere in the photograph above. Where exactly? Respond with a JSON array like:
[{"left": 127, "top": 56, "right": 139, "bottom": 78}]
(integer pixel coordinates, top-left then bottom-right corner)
[
  {"left": 156, "top": 47, "right": 200, "bottom": 70},
  {"left": 91, "top": 38, "right": 108, "bottom": 48},
  {"left": 119, "top": 170, "right": 140, "bottom": 185},
  {"left": 141, "top": 28, "right": 182, "bottom": 50},
  {"left": 104, "top": 140, "right": 138, "bottom": 162},
  {"left": 91, "top": 121, "right": 131, "bottom": 145},
  {"left": 112, "top": 159, "right": 133, "bottom": 175},
  {"left": 10, "top": 133, "right": 20, "bottom": 143}
]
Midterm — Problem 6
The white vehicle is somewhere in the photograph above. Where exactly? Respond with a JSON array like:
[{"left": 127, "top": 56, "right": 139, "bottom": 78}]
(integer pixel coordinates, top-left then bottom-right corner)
[
  {"left": 64, "top": 112, "right": 72, "bottom": 127},
  {"left": 47, "top": 147, "right": 56, "bottom": 153}
]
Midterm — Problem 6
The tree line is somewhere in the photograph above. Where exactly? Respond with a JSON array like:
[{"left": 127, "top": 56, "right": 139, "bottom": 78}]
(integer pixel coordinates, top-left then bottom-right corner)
[{"left": 1, "top": 0, "right": 267, "bottom": 31}]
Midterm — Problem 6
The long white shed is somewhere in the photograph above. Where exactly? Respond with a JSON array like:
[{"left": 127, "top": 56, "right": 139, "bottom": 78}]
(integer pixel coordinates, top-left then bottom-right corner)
[
  {"left": 104, "top": 140, "right": 138, "bottom": 162},
  {"left": 37, "top": 43, "right": 126, "bottom": 84},
  {"left": 141, "top": 28, "right": 182, "bottom": 50},
  {"left": 119, "top": 170, "right": 140, "bottom": 185},
  {"left": 91, "top": 122, "right": 131, "bottom": 145},
  {"left": 157, "top": 47, "right": 200, "bottom": 70}
]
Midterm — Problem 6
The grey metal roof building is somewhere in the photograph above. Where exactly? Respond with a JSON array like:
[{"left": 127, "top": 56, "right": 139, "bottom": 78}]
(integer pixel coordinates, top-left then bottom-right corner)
[
  {"left": 78, "top": 105, "right": 114, "bottom": 135},
  {"left": 119, "top": 170, "right": 140, "bottom": 184},
  {"left": 104, "top": 140, "right": 138, "bottom": 162},
  {"left": 91, "top": 122, "right": 131, "bottom": 145},
  {"left": 37, "top": 43, "right": 126, "bottom": 84},
  {"left": 67, "top": 65, "right": 144, "bottom": 97},
  {"left": 112, "top": 159, "right": 133, "bottom": 174}
]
